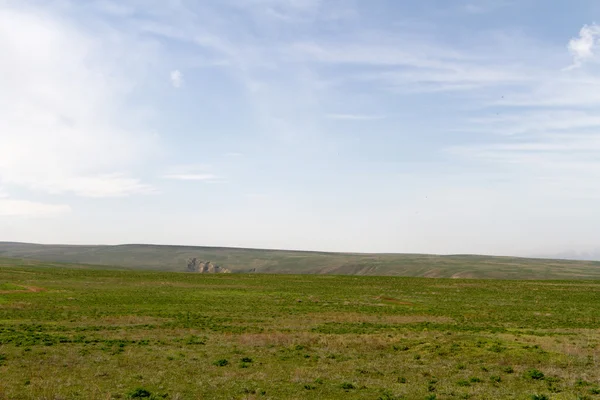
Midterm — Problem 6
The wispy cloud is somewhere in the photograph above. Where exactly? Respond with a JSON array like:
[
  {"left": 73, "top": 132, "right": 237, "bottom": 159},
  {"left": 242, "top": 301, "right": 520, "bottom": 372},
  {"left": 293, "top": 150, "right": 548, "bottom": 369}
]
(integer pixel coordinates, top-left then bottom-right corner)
[
  {"left": 0, "top": 4, "right": 158, "bottom": 199},
  {"left": 163, "top": 173, "right": 219, "bottom": 181},
  {"left": 0, "top": 198, "right": 71, "bottom": 217},
  {"left": 463, "top": 0, "right": 513, "bottom": 14},
  {"left": 162, "top": 165, "right": 221, "bottom": 182},
  {"left": 48, "top": 175, "right": 157, "bottom": 197},
  {"left": 326, "top": 113, "right": 385, "bottom": 121},
  {"left": 170, "top": 69, "right": 184, "bottom": 88}
]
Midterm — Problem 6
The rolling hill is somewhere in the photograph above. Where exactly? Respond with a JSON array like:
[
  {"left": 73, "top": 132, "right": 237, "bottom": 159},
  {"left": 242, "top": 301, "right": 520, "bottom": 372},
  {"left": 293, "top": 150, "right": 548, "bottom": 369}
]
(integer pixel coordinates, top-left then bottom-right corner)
[{"left": 1, "top": 241, "right": 600, "bottom": 279}]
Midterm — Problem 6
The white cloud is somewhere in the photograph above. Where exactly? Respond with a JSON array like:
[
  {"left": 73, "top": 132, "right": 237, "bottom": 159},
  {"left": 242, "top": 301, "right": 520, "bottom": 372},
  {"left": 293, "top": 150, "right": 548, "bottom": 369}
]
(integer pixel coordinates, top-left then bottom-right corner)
[
  {"left": 0, "top": 5, "right": 158, "bottom": 198},
  {"left": 162, "top": 164, "right": 220, "bottom": 182},
  {"left": 0, "top": 198, "right": 71, "bottom": 217},
  {"left": 170, "top": 69, "right": 184, "bottom": 88},
  {"left": 48, "top": 174, "right": 157, "bottom": 197},
  {"left": 568, "top": 24, "right": 600, "bottom": 67}
]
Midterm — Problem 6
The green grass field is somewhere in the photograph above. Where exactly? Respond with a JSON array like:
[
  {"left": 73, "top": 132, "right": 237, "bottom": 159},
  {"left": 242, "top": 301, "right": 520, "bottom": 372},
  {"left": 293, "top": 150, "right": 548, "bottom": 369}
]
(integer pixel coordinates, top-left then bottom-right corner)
[
  {"left": 2, "top": 258, "right": 600, "bottom": 399},
  {"left": 2, "top": 242, "right": 600, "bottom": 280}
]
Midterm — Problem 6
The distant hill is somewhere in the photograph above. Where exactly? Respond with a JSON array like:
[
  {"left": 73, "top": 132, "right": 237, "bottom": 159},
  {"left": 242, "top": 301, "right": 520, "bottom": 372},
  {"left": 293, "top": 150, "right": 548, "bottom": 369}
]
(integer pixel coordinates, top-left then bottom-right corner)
[{"left": 2, "top": 241, "right": 600, "bottom": 280}]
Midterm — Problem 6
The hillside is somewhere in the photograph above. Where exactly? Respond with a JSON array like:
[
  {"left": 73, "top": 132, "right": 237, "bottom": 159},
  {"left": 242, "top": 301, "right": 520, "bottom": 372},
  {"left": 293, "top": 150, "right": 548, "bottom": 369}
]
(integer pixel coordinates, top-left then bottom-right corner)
[{"left": 2, "top": 241, "right": 600, "bottom": 279}]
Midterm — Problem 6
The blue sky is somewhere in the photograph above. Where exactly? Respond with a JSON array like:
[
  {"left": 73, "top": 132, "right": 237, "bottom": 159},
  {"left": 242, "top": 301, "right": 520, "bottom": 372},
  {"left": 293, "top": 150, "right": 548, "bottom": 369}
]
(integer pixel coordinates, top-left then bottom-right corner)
[{"left": 2, "top": 0, "right": 600, "bottom": 257}]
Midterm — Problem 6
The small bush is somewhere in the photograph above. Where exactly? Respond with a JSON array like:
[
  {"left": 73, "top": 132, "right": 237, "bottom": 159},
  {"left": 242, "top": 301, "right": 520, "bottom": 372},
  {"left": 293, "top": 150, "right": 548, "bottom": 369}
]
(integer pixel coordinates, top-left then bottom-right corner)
[
  {"left": 378, "top": 390, "right": 403, "bottom": 400},
  {"left": 489, "top": 343, "right": 505, "bottom": 353},
  {"left": 0, "top": 354, "right": 6, "bottom": 366},
  {"left": 525, "top": 369, "right": 545, "bottom": 380},
  {"left": 590, "top": 388, "right": 600, "bottom": 394},
  {"left": 213, "top": 359, "right": 229, "bottom": 367},
  {"left": 502, "top": 366, "right": 514, "bottom": 374},
  {"left": 397, "top": 377, "right": 407, "bottom": 383},
  {"left": 530, "top": 395, "right": 549, "bottom": 400},
  {"left": 341, "top": 382, "right": 355, "bottom": 390},
  {"left": 127, "top": 388, "right": 152, "bottom": 399},
  {"left": 469, "top": 377, "right": 482, "bottom": 383},
  {"left": 457, "top": 380, "right": 471, "bottom": 387},
  {"left": 185, "top": 335, "right": 205, "bottom": 345},
  {"left": 548, "top": 385, "right": 561, "bottom": 393},
  {"left": 241, "top": 357, "right": 253, "bottom": 363},
  {"left": 490, "top": 375, "right": 502, "bottom": 383}
]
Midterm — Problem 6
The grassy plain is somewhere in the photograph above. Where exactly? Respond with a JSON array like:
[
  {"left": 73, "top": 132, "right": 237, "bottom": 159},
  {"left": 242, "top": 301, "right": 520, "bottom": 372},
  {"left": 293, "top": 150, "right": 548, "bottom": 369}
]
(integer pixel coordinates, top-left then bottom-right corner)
[
  {"left": 2, "top": 259, "right": 600, "bottom": 399},
  {"left": 2, "top": 242, "right": 600, "bottom": 279}
]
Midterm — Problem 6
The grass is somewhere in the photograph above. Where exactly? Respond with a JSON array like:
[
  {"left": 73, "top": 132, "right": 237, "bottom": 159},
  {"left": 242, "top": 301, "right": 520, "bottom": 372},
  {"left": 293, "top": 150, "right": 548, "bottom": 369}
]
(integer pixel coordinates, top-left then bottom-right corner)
[
  {"left": 0, "top": 283, "right": 25, "bottom": 291},
  {"left": 1, "top": 259, "right": 600, "bottom": 398},
  {"left": 3, "top": 242, "right": 600, "bottom": 279}
]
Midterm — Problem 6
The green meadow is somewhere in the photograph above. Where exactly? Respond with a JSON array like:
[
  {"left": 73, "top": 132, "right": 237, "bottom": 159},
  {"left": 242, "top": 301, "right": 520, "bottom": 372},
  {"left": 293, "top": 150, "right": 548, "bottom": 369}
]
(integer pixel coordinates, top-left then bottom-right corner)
[{"left": 2, "top": 259, "right": 600, "bottom": 399}]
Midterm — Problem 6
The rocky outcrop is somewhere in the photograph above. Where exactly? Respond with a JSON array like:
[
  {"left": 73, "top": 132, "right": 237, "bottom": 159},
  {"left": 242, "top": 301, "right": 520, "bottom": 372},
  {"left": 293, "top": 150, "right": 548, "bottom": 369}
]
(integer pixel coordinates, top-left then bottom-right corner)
[{"left": 186, "top": 258, "right": 231, "bottom": 273}]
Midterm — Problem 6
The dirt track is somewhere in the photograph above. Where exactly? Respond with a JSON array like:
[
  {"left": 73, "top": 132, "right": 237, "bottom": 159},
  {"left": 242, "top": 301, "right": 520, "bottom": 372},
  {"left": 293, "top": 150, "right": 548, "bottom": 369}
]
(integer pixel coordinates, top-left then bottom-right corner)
[{"left": 0, "top": 286, "right": 45, "bottom": 294}]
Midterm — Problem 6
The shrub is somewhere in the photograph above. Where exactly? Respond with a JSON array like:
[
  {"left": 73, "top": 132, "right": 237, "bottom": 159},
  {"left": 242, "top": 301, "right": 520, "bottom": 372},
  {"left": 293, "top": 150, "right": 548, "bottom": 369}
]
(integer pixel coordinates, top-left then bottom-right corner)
[
  {"left": 185, "top": 335, "right": 205, "bottom": 345},
  {"left": 241, "top": 357, "right": 253, "bottom": 363},
  {"left": 127, "top": 388, "right": 152, "bottom": 399},
  {"left": 502, "top": 366, "right": 514, "bottom": 374},
  {"left": 490, "top": 375, "right": 502, "bottom": 383},
  {"left": 378, "top": 390, "right": 403, "bottom": 400},
  {"left": 525, "top": 369, "right": 545, "bottom": 380},
  {"left": 341, "top": 382, "right": 355, "bottom": 390},
  {"left": 457, "top": 380, "right": 471, "bottom": 387},
  {"left": 469, "top": 377, "right": 482, "bottom": 383},
  {"left": 530, "top": 395, "right": 549, "bottom": 400},
  {"left": 213, "top": 359, "right": 229, "bottom": 367}
]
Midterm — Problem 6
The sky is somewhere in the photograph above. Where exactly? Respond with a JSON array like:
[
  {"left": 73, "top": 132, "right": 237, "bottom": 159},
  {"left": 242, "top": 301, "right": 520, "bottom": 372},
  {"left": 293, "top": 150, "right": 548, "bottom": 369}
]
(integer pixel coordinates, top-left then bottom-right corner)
[{"left": 2, "top": 0, "right": 600, "bottom": 258}]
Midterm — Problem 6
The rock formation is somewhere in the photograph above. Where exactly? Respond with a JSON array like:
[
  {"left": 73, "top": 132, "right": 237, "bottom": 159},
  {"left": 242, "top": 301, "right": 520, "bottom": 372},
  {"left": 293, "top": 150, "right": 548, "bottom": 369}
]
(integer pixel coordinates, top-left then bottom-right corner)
[{"left": 186, "top": 258, "right": 231, "bottom": 273}]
